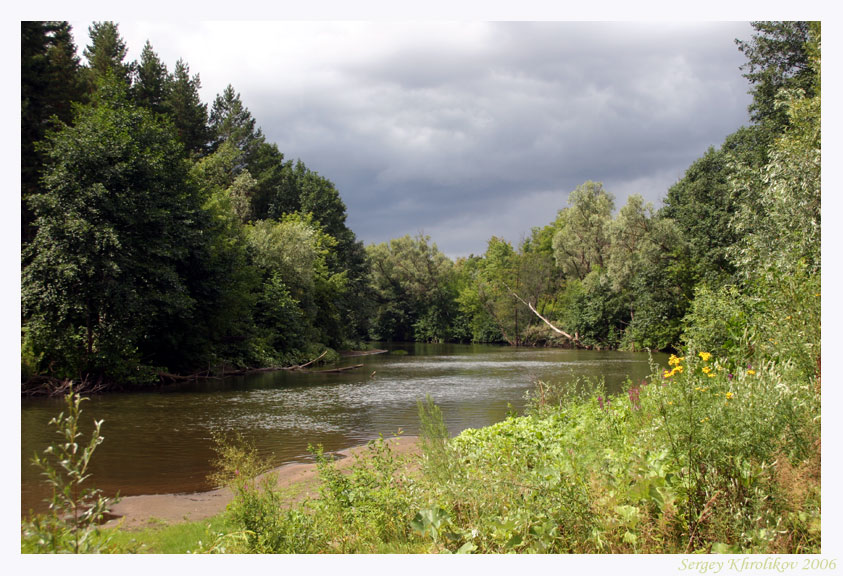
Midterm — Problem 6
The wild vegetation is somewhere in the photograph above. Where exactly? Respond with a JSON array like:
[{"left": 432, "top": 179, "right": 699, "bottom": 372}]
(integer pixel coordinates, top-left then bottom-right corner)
[
  {"left": 21, "top": 386, "right": 119, "bottom": 553},
  {"left": 22, "top": 21, "right": 820, "bottom": 554}
]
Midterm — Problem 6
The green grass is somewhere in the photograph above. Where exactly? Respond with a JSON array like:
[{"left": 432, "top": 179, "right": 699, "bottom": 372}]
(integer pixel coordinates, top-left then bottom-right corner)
[{"left": 104, "top": 514, "right": 231, "bottom": 553}]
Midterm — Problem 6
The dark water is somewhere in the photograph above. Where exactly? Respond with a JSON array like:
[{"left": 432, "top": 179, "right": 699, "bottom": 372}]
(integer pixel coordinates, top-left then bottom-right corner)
[{"left": 21, "top": 343, "right": 665, "bottom": 515}]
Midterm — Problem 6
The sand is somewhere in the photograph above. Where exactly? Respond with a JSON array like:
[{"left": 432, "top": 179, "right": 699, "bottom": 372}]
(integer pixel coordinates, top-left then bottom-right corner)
[{"left": 104, "top": 435, "right": 420, "bottom": 531}]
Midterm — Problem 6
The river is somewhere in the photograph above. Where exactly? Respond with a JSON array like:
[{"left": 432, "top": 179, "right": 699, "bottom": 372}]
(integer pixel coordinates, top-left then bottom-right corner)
[{"left": 21, "top": 343, "right": 666, "bottom": 515}]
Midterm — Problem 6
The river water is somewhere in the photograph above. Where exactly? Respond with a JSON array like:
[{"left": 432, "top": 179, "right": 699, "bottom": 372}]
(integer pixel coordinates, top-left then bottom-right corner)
[{"left": 21, "top": 343, "right": 665, "bottom": 515}]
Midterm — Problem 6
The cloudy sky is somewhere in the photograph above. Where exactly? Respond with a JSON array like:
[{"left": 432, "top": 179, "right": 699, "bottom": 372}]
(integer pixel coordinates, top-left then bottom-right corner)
[{"left": 69, "top": 20, "right": 754, "bottom": 257}]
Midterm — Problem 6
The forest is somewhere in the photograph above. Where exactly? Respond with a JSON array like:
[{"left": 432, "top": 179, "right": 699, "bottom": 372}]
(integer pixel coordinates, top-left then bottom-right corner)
[{"left": 22, "top": 21, "right": 820, "bottom": 391}]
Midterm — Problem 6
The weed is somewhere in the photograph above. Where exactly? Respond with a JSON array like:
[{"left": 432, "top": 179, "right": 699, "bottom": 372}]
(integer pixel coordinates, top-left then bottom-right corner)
[{"left": 21, "top": 385, "right": 118, "bottom": 553}]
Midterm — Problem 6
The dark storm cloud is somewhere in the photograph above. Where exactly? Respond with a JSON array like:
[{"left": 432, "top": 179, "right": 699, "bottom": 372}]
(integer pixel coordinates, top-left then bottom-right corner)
[{"left": 248, "top": 22, "right": 752, "bottom": 256}]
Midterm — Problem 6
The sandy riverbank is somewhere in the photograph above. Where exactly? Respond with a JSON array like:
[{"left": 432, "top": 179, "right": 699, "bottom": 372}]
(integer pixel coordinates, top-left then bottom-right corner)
[{"left": 104, "top": 435, "right": 420, "bottom": 531}]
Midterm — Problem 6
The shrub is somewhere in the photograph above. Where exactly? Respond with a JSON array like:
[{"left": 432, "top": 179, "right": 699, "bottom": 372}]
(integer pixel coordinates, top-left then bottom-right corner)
[{"left": 21, "top": 385, "right": 118, "bottom": 553}]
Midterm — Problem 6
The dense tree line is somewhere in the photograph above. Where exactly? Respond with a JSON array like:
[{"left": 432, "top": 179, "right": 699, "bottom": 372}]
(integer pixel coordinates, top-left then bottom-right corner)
[
  {"left": 21, "top": 21, "right": 820, "bottom": 388},
  {"left": 21, "top": 22, "right": 371, "bottom": 386}
]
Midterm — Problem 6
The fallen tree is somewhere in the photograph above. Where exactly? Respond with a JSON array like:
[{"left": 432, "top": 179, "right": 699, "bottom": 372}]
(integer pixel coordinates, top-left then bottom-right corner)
[{"left": 505, "top": 284, "right": 583, "bottom": 348}]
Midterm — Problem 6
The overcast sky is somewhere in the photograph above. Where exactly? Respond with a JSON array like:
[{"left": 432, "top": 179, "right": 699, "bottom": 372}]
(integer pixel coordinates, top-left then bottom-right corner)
[{"left": 69, "top": 20, "right": 753, "bottom": 257}]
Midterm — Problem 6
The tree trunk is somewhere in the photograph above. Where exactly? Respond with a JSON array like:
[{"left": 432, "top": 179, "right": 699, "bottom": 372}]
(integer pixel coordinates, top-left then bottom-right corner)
[{"left": 505, "top": 285, "right": 581, "bottom": 346}]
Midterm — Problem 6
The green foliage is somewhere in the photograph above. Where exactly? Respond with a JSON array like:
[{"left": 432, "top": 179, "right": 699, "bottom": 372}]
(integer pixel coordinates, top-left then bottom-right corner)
[
  {"left": 736, "top": 21, "right": 818, "bottom": 129},
  {"left": 21, "top": 24, "right": 373, "bottom": 383},
  {"left": 21, "top": 387, "right": 118, "bottom": 553},
  {"left": 208, "top": 434, "right": 322, "bottom": 553},
  {"left": 19, "top": 19, "right": 820, "bottom": 404},
  {"left": 22, "top": 81, "right": 206, "bottom": 382},
  {"left": 208, "top": 435, "right": 421, "bottom": 553},
  {"left": 309, "top": 439, "right": 419, "bottom": 552},
  {"left": 552, "top": 181, "right": 614, "bottom": 280},
  {"left": 105, "top": 515, "right": 230, "bottom": 554},
  {"left": 368, "top": 234, "right": 458, "bottom": 342},
  {"left": 21, "top": 21, "right": 84, "bottom": 243},
  {"left": 661, "top": 146, "right": 739, "bottom": 286},
  {"left": 438, "top": 346, "right": 818, "bottom": 553},
  {"left": 685, "top": 28, "right": 821, "bottom": 382},
  {"left": 82, "top": 21, "right": 133, "bottom": 87},
  {"left": 682, "top": 284, "right": 756, "bottom": 360},
  {"left": 417, "top": 395, "right": 455, "bottom": 484},
  {"left": 133, "top": 41, "right": 168, "bottom": 113},
  {"left": 210, "top": 84, "right": 264, "bottom": 167},
  {"left": 164, "top": 59, "right": 211, "bottom": 157},
  {"left": 731, "top": 58, "right": 821, "bottom": 279}
]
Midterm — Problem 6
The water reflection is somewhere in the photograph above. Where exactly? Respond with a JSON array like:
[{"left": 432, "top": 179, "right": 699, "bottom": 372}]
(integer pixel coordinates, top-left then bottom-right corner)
[{"left": 21, "top": 344, "right": 664, "bottom": 514}]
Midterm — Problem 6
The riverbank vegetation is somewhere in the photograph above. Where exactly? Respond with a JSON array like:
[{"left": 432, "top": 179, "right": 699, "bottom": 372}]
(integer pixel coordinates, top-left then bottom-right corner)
[
  {"left": 202, "top": 344, "right": 818, "bottom": 554},
  {"left": 22, "top": 21, "right": 819, "bottom": 390}
]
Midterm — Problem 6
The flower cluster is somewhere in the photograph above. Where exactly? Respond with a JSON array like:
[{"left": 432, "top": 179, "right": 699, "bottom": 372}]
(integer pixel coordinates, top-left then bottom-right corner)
[{"left": 663, "top": 354, "right": 685, "bottom": 379}]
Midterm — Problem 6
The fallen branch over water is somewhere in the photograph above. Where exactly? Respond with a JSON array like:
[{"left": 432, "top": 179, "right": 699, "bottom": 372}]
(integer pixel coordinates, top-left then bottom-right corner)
[
  {"left": 286, "top": 350, "right": 328, "bottom": 371},
  {"left": 21, "top": 376, "right": 110, "bottom": 397},
  {"left": 306, "top": 363, "right": 364, "bottom": 374},
  {"left": 340, "top": 349, "right": 388, "bottom": 357},
  {"left": 158, "top": 350, "right": 329, "bottom": 383}
]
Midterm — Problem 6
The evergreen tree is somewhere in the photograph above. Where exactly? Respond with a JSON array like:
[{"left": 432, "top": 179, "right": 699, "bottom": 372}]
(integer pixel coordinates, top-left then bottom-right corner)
[
  {"left": 163, "top": 59, "right": 212, "bottom": 157},
  {"left": 133, "top": 41, "right": 169, "bottom": 114},
  {"left": 209, "top": 84, "right": 264, "bottom": 168},
  {"left": 82, "top": 21, "right": 133, "bottom": 88},
  {"left": 21, "top": 21, "right": 84, "bottom": 242}
]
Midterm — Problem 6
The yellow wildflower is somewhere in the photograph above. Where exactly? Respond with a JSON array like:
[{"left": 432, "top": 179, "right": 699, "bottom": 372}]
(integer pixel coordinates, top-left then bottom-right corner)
[
  {"left": 668, "top": 354, "right": 684, "bottom": 367},
  {"left": 725, "top": 392, "right": 734, "bottom": 400},
  {"left": 746, "top": 370, "right": 756, "bottom": 376},
  {"left": 708, "top": 374, "right": 715, "bottom": 378},
  {"left": 702, "top": 366, "right": 711, "bottom": 374},
  {"left": 698, "top": 351, "right": 712, "bottom": 362}
]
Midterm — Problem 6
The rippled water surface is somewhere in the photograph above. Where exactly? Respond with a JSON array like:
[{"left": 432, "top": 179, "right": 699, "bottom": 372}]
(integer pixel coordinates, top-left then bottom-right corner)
[{"left": 21, "top": 343, "right": 665, "bottom": 514}]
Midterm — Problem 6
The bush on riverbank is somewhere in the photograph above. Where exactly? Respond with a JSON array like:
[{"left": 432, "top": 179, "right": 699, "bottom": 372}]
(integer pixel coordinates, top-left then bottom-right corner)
[
  {"left": 433, "top": 355, "right": 820, "bottom": 553},
  {"left": 203, "top": 340, "right": 818, "bottom": 554}
]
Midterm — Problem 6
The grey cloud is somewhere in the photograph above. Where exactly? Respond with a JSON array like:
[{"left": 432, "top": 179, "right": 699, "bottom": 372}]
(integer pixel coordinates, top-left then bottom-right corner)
[{"left": 249, "top": 22, "right": 752, "bottom": 256}]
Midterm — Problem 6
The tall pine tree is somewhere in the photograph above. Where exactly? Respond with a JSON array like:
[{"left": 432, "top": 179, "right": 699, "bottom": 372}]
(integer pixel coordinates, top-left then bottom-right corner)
[
  {"left": 82, "top": 21, "right": 133, "bottom": 89},
  {"left": 21, "top": 21, "right": 84, "bottom": 243},
  {"left": 164, "top": 59, "right": 211, "bottom": 158},
  {"left": 133, "top": 40, "right": 169, "bottom": 114}
]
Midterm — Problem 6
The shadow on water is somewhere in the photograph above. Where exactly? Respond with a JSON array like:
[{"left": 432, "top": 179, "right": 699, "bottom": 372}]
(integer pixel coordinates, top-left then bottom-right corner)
[{"left": 21, "top": 343, "right": 666, "bottom": 515}]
